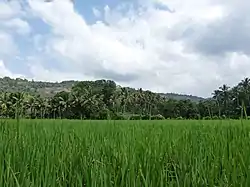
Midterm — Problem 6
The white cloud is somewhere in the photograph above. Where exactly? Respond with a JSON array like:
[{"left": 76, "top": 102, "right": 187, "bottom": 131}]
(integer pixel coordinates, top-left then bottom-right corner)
[
  {"left": 0, "top": 1, "right": 31, "bottom": 55},
  {"left": 0, "top": 1, "right": 31, "bottom": 80},
  {"left": 0, "top": 1, "right": 19, "bottom": 19},
  {"left": 2, "top": 18, "right": 32, "bottom": 35},
  {"left": 0, "top": 60, "right": 23, "bottom": 78},
  {"left": 0, "top": 0, "right": 249, "bottom": 97},
  {"left": 26, "top": 57, "right": 94, "bottom": 82},
  {"left": 27, "top": 0, "right": 225, "bottom": 97},
  {"left": 0, "top": 31, "right": 18, "bottom": 56},
  {"left": 93, "top": 8, "right": 101, "bottom": 18}
]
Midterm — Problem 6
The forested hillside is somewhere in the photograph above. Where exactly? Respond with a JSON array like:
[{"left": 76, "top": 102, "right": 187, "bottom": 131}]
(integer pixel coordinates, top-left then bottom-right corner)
[
  {"left": 0, "top": 76, "right": 249, "bottom": 120},
  {"left": 0, "top": 77, "right": 76, "bottom": 96},
  {"left": 159, "top": 93, "right": 204, "bottom": 102},
  {"left": 0, "top": 77, "right": 203, "bottom": 101}
]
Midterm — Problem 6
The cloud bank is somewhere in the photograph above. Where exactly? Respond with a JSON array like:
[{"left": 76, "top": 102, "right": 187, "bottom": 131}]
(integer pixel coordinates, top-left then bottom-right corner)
[{"left": 0, "top": 0, "right": 249, "bottom": 97}]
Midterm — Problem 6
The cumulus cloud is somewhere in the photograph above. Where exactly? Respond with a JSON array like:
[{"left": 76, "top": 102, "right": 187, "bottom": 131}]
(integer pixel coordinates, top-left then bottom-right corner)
[
  {"left": 0, "top": 32, "right": 18, "bottom": 56},
  {"left": 0, "top": 60, "right": 23, "bottom": 78},
  {"left": 27, "top": 0, "right": 225, "bottom": 96},
  {"left": 0, "top": 1, "right": 21, "bottom": 19},
  {"left": 2, "top": 18, "right": 32, "bottom": 35},
  {"left": 1, "top": 0, "right": 250, "bottom": 97},
  {"left": 0, "top": 1, "right": 31, "bottom": 52},
  {"left": 0, "top": 1, "right": 30, "bottom": 78}
]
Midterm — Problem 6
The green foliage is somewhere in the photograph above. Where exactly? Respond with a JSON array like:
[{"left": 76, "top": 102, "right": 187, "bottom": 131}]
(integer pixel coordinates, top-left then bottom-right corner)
[
  {"left": 212, "top": 115, "right": 219, "bottom": 120},
  {"left": 0, "top": 76, "right": 250, "bottom": 120},
  {"left": 129, "top": 115, "right": 142, "bottom": 120},
  {"left": 203, "top": 116, "right": 212, "bottom": 120},
  {"left": 141, "top": 115, "right": 150, "bottom": 120},
  {"left": 176, "top": 116, "right": 183, "bottom": 120},
  {"left": 222, "top": 114, "right": 227, "bottom": 119},
  {"left": 97, "top": 108, "right": 110, "bottom": 120},
  {"left": 194, "top": 113, "right": 201, "bottom": 120},
  {"left": 151, "top": 114, "right": 165, "bottom": 120},
  {"left": 113, "top": 114, "right": 127, "bottom": 120}
]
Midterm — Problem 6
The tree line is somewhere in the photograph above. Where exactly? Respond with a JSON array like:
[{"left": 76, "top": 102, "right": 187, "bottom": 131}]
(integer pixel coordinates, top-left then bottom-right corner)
[{"left": 1, "top": 78, "right": 250, "bottom": 120}]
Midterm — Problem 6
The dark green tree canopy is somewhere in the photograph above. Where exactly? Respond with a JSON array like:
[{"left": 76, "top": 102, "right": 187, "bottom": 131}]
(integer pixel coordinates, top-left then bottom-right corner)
[{"left": 0, "top": 76, "right": 249, "bottom": 120}]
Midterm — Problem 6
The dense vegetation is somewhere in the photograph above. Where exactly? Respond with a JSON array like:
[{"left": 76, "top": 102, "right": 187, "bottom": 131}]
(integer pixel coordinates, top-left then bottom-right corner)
[
  {"left": 1, "top": 77, "right": 250, "bottom": 120},
  {"left": 1, "top": 119, "right": 250, "bottom": 186},
  {"left": 0, "top": 77, "right": 202, "bottom": 100}
]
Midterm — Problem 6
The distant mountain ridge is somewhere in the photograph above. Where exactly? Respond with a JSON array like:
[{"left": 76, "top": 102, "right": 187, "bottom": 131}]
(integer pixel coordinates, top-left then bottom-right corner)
[
  {"left": 0, "top": 77, "right": 205, "bottom": 101},
  {"left": 159, "top": 93, "right": 205, "bottom": 102}
]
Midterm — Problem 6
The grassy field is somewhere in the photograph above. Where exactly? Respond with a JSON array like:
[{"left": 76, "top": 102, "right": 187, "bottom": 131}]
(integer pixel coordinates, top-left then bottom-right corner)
[{"left": 0, "top": 119, "right": 250, "bottom": 186}]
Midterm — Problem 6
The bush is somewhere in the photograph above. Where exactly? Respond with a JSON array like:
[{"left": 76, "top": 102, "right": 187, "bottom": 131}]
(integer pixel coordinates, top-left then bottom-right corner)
[
  {"left": 203, "top": 116, "right": 211, "bottom": 120},
  {"left": 129, "top": 115, "right": 141, "bottom": 120},
  {"left": 141, "top": 115, "right": 150, "bottom": 120},
  {"left": 212, "top": 115, "right": 219, "bottom": 120},
  {"left": 176, "top": 116, "right": 183, "bottom": 120},
  {"left": 113, "top": 113, "right": 126, "bottom": 120},
  {"left": 97, "top": 108, "right": 110, "bottom": 120},
  {"left": 194, "top": 114, "right": 201, "bottom": 120},
  {"left": 103, "top": 112, "right": 128, "bottom": 120},
  {"left": 221, "top": 115, "right": 227, "bottom": 119},
  {"left": 151, "top": 114, "right": 165, "bottom": 120}
]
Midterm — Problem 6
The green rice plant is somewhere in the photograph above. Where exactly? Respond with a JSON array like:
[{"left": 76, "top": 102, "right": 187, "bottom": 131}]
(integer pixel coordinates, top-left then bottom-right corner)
[{"left": 0, "top": 119, "right": 250, "bottom": 186}]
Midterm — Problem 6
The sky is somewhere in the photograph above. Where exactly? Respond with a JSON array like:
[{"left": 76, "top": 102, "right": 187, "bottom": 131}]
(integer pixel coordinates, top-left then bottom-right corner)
[{"left": 0, "top": 0, "right": 250, "bottom": 97}]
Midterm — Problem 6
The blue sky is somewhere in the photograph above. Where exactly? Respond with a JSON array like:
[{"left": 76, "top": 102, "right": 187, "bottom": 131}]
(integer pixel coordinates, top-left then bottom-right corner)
[{"left": 0, "top": 0, "right": 249, "bottom": 97}]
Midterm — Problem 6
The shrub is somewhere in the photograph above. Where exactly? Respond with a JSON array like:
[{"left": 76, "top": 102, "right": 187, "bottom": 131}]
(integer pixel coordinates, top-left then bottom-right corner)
[
  {"left": 176, "top": 116, "right": 183, "bottom": 120},
  {"left": 97, "top": 108, "right": 111, "bottom": 120},
  {"left": 203, "top": 116, "right": 211, "bottom": 120},
  {"left": 113, "top": 114, "right": 126, "bottom": 120},
  {"left": 212, "top": 115, "right": 219, "bottom": 120},
  {"left": 194, "top": 114, "right": 201, "bottom": 120},
  {"left": 141, "top": 115, "right": 150, "bottom": 120},
  {"left": 129, "top": 115, "right": 141, "bottom": 120},
  {"left": 114, "top": 115, "right": 126, "bottom": 120},
  {"left": 221, "top": 115, "right": 227, "bottom": 119},
  {"left": 151, "top": 114, "right": 165, "bottom": 120}
]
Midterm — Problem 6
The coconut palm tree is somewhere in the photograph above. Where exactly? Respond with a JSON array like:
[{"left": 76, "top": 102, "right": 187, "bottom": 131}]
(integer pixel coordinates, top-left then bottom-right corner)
[
  {"left": 0, "top": 92, "right": 11, "bottom": 118},
  {"left": 219, "top": 84, "right": 230, "bottom": 116},
  {"left": 238, "top": 78, "right": 250, "bottom": 118},
  {"left": 11, "top": 92, "right": 25, "bottom": 119},
  {"left": 212, "top": 89, "right": 222, "bottom": 118}
]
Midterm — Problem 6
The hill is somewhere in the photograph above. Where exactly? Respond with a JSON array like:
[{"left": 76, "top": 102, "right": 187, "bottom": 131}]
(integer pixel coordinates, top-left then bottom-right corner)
[
  {"left": 159, "top": 93, "right": 205, "bottom": 102},
  {"left": 0, "top": 77, "right": 204, "bottom": 101},
  {"left": 0, "top": 77, "right": 76, "bottom": 96}
]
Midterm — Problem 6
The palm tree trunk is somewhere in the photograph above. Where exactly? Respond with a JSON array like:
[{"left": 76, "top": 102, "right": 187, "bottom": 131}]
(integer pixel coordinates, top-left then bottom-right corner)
[
  {"left": 123, "top": 103, "right": 126, "bottom": 114},
  {"left": 59, "top": 106, "right": 62, "bottom": 119},
  {"left": 40, "top": 109, "right": 43, "bottom": 119},
  {"left": 206, "top": 106, "right": 211, "bottom": 118},
  {"left": 242, "top": 101, "right": 248, "bottom": 119},
  {"left": 149, "top": 104, "right": 152, "bottom": 120}
]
